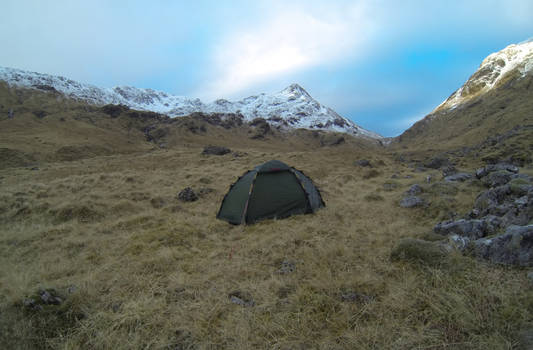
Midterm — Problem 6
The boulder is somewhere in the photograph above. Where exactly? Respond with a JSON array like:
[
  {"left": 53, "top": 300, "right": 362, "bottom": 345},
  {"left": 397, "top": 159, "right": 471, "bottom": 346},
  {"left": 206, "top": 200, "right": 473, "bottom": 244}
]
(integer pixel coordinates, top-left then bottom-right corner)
[
  {"left": 472, "top": 225, "right": 533, "bottom": 266},
  {"left": 177, "top": 187, "right": 198, "bottom": 202},
  {"left": 202, "top": 145, "right": 231, "bottom": 156},
  {"left": 475, "top": 163, "right": 519, "bottom": 179},
  {"left": 228, "top": 291, "right": 255, "bottom": 307},
  {"left": 481, "top": 170, "right": 514, "bottom": 187},
  {"left": 355, "top": 159, "right": 372, "bottom": 167},
  {"left": 444, "top": 172, "right": 472, "bottom": 182},
  {"left": 406, "top": 184, "right": 422, "bottom": 195},
  {"left": 448, "top": 234, "right": 471, "bottom": 251},
  {"left": 433, "top": 219, "right": 492, "bottom": 239},
  {"left": 474, "top": 185, "right": 510, "bottom": 215},
  {"left": 442, "top": 165, "right": 457, "bottom": 177},
  {"left": 400, "top": 196, "right": 425, "bottom": 208}
]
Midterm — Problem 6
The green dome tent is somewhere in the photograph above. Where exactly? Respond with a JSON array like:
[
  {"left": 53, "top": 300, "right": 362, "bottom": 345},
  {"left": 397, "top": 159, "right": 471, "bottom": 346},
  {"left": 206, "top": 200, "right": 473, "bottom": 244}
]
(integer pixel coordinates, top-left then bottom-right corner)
[{"left": 217, "top": 160, "right": 325, "bottom": 224}]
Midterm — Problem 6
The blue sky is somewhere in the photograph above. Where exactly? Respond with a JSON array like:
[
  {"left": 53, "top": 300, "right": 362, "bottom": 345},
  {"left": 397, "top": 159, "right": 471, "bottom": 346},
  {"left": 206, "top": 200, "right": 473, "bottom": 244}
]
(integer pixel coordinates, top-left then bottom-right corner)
[{"left": 1, "top": 0, "right": 532, "bottom": 136}]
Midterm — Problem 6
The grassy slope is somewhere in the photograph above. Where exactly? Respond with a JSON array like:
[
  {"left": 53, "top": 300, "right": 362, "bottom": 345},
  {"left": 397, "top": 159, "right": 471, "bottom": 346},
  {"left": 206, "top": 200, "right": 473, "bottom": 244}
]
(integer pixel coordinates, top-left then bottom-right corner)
[
  {"left": 0, "top": 85, "right": 532, "bottom": 349},
  {"left": 394, "top": 72, "right": 533, "bottom": 164}
]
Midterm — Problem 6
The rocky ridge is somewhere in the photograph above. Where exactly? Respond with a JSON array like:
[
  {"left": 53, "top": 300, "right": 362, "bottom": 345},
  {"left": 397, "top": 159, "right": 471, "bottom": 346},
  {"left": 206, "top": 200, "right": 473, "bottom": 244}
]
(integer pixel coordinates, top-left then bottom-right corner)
[
  {"left": 0, "top": 67, "right": 380, "bottom": 139},
  {"left": 435, "top": 39, "right": 533, "bottom": 113},
  {"left": 398, "top": 162, "right": 533, "bottom": 267}
]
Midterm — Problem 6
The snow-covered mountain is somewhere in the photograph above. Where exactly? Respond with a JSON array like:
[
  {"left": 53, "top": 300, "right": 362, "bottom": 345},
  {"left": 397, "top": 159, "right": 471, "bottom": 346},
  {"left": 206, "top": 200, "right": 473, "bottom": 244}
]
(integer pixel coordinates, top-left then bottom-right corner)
[
  {"left": 435, "top": 39, "right": 533, "bottom": 112},
  {"left": 0, "top": 66, "right": 381, "bottom": 139}
]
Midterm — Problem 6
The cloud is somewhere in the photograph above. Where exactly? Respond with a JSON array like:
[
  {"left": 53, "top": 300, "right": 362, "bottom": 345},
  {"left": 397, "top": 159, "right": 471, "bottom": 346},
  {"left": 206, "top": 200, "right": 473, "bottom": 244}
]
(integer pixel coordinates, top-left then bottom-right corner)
[{"left": 199, "top": 3, "right": 373, "bottom": 100}]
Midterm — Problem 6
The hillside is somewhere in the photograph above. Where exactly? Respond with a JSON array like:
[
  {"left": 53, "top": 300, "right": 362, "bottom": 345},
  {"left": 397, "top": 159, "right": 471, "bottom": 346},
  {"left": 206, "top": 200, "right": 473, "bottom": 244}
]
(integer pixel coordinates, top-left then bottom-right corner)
[
  {"left": 396, "top": 41, "right": 533, "bottom": 165},
  {"left": 0, "top": 82, "right": 380, "bottom": 170}
]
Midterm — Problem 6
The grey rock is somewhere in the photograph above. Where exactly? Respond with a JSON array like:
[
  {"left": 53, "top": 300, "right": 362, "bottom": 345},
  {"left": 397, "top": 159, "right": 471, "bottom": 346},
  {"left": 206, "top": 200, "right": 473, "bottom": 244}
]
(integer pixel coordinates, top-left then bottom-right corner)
[
  {"left": 406, "top": 184, "right": 422, "bottom": 195},
  {"left": 202, "top": 145, "right": 231, "bottom": 156},
  {"left": 501, "top": 205, "right": 531, "bottom": 227},
  {"left": 474, "top": 186, "right": 511, "bottom": 215},
  {"left": 515, "top": 196, "right": 529, "bottom": 206},
  {"left": 400, "top": 196, "right": 425, "bottom": 208},
  {"left": 495, "top": 163, "right": 519, "bottom": 174},
  {"left": 434, "top": 219, "right": 490, "bottom": 239},
  {"left": 442, "top": 165, "right": 457, "bottom": 177},
  {"left": 39, "top": 288, "right": 62, "bottom": 305},
  {"left": 448, "top": 234, "right": 471, "bottom": 251},
  {"left": 177, "top": 187, "right": 198, "bottom": 202},
  {"left": 23, "top": 298, "right": 43, "bottom": 311},
  {"left": 444, "top": 172, "right": 473, "bottom": 182},
  {"left": 511, "top": 173, "right": 532, "bottom": 181},
  {"left": 483, "top": 215, "right": 503, "bottom": 232},
  {"left": 475, "top": 167, "right": 489, "bottom": 179},
  {"left": 355, "top": 159, "right": 371, "bottom": 167},
  {"left": 228, "top": 291, "right": 255, "bottom": 307},
  {"left": 476, "top": 163, "right": 519, "bottom": 179},
  {"left": 277, "top": 260, "right": 296, "bottom": 274},
  {"left": 482, "top": 170, "right": 514, "bottom": 187},
  {"left": 491, "top": 203, "right": 515, "bottom": 217},
  {"left": 8, "top": 108, "right": 14, "bottom": 119},
  {"left": 472, "top": 225, "right": 533, "bottom": 266},
  {"left": 466, "top": 208, "right": 480, "bottom": 219}
]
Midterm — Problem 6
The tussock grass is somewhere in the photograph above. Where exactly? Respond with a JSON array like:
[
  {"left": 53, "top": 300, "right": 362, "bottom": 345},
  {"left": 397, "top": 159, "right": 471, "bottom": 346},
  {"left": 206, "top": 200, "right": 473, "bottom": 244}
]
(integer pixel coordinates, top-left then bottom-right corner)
[
  {"left": 1, "top": 144, "right": 532, "bottom": 349},
  {"left": 1, "top": 83, "right": 532, "bottom": 348}
]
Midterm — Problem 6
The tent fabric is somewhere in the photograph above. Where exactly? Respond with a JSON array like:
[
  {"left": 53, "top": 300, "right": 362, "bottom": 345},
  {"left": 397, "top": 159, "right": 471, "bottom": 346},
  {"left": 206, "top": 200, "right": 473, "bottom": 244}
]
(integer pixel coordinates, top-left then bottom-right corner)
[{"left": 217, "top": 160, "right": 325, "bottom": 224}]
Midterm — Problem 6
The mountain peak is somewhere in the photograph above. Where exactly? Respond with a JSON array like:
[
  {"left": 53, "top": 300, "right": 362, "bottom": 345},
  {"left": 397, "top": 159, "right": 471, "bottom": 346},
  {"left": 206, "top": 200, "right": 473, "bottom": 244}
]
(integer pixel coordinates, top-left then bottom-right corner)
[
  {"left": 435, "top": 40, "right": 533, "bottom": 112},
  {"left": 280, "top": 83, "right": 311, "bottom": 98}
]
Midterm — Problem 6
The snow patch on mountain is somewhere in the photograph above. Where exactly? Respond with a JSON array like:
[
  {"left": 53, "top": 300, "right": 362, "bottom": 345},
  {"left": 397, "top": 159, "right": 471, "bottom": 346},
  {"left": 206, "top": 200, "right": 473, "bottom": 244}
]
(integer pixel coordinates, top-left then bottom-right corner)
[
  {"left": 435, "top": 39, "right": 533, "bottom": 112},
  {"left": 0, "top": 66, "right": 381, "bottom": 139}
]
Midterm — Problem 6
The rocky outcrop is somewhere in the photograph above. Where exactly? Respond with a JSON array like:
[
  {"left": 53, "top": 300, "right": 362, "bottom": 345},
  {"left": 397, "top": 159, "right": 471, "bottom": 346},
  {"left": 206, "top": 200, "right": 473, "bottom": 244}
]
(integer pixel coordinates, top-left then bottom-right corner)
[
  {"left": 472, "top": 225, "right": 533, "bottom": 266},
  {"left": 432, "top": 163, "right": 533, "bottom": 266}
]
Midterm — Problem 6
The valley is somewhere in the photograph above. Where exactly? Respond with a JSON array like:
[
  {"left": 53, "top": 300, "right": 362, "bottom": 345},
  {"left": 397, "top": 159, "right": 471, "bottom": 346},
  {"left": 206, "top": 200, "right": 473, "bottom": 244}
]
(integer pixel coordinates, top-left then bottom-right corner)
[{"left": 1, "top": 40, "right": 532, "bottom": 349}]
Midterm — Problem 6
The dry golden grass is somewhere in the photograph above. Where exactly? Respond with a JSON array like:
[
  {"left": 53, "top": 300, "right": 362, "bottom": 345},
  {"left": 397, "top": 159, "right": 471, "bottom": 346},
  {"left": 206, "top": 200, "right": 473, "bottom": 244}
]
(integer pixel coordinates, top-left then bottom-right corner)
[
  {"left": 1, "top": 142, "right": 532, "bottom": 349},
  {"left": 1, "top": 83, "right": 533, "bottom": 349}
]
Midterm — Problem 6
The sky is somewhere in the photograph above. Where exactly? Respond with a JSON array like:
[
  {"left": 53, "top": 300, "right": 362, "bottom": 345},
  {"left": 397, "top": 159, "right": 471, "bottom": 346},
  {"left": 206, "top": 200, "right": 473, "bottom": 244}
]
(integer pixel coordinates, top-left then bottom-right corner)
[{"left": 1, "top": 0, "right": 532, "bottom": 136}]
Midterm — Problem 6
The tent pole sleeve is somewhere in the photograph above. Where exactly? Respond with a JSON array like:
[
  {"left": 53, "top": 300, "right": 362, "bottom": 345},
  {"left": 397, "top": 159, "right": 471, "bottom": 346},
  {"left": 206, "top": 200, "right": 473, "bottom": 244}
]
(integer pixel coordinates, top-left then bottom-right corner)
[{"left": 240, "top": 171, "right": 259, "bottom": 224}]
